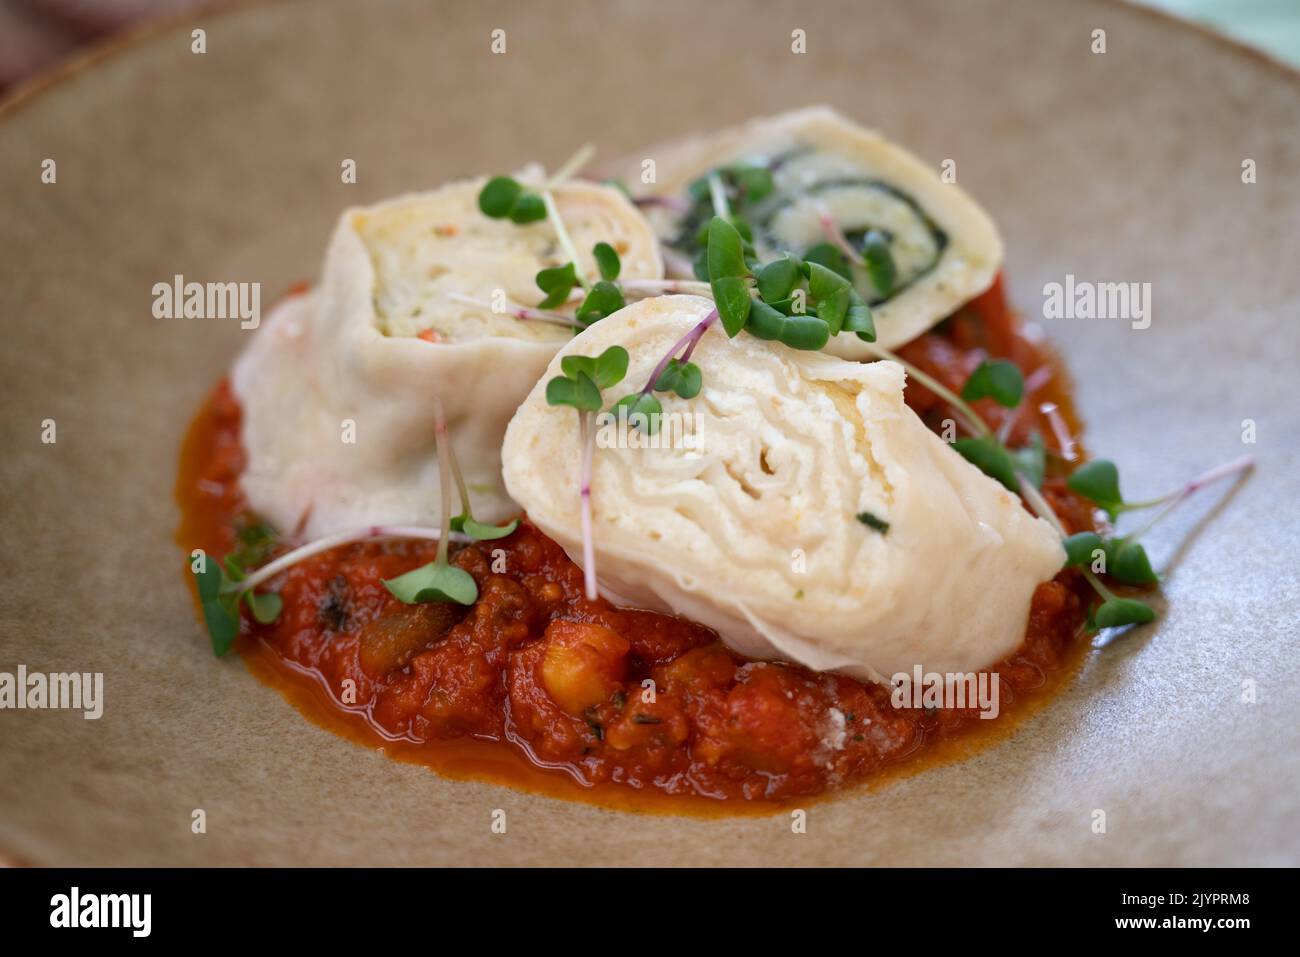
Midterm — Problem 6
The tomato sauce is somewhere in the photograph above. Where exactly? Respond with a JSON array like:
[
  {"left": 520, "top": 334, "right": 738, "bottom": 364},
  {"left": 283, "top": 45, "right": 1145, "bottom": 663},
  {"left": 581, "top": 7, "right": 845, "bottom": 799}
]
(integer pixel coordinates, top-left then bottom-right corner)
[{"left": 175, "top": 277, "right": 1099, "bottom": 814}]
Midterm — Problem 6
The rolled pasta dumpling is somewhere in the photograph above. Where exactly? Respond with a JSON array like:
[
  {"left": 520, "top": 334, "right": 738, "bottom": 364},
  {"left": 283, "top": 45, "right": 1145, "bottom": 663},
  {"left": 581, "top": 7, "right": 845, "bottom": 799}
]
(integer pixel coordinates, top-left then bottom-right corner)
[
  {"left": 502, "top": 295, "right": 1063, "bottom": 681},
  {"left": 612, "top": 106, "right": 1003, "bottom": 354},
  {"left": 233, "top": 171, "right": 662, "bottom": 540}
]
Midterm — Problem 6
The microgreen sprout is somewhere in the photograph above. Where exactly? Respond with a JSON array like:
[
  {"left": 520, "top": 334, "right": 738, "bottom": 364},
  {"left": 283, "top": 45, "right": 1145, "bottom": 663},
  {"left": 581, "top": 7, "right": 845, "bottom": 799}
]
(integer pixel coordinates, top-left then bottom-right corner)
[
  {"left": 708, "top": 172, "right": 732, "bottom": 221},
  {"left": 541, "top": 189, "right": 589, "bottom": 289},
  {"left": 962, "top": 359, "right": 1025, "bottom": 409},
  {"left": 1040, "top": 401, "right": 1078, "bottom": 462},
  {"left": 545, "top": 345, "right": 631, "bottom": 600},
  {"left": 613, "top": 309, "right": 719, "bottom": 435},
  {"left": 861, "top": 230, "right": 896, "bottom": 297},
  {"left": 195, "top": 396, "right": 521, "bottom": 655},
  {"left": 478, "top": 144, "right": 595, "bottom": 225},
  {"left": 689, "top": 162, "right": 775, "bottom": 218},
  {"left": 381, "top": 396, "right": 487, "bottom": 607},
  {"left": 479, "top": 146, "right": 601, "bottom": 314},
  {"left": 846, "top": 344, "right": 1249, "bottom": 631},
  {"left": 816, "top": 214, "right": 898, "bottom": 299},
  {"left": 195, "top": 550, "right": 283, "bottom": 657},
  {"left": 445, "top": 292, "right": 579, "bottom": 328},
  {"left": 619, "top": 278, "right": 713, "bottom": 297},
  {"left": 704, "top": 216, "right": 875, "bottom": 349},
  {"left": 478, "top": 176, "right": 547, "bottom": 224},
  {"left": 442, "top": 416, "right": 519, "bottom": 543},
  {"left": 477, "top": 148, "right": 1244, "bottom": 639},
  {"left": 195, "top": 523, "right": 469, "bottom": 656},
  {"left": 593, "top": 241, "right": 621, "bottom": 282}
]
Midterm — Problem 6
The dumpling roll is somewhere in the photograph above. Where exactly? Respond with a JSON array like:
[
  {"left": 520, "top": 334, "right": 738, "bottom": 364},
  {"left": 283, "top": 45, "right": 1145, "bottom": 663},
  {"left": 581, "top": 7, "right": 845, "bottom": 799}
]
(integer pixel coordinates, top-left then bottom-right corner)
[
  {"left": 611, "top": 106, "right": 1003, "bottom": 354},
  {"left": 233, "top": 172, "right": 662, "bottom": 540},
  {"left": 502, "top": 295, "right": 1063, "bottom": 682}
]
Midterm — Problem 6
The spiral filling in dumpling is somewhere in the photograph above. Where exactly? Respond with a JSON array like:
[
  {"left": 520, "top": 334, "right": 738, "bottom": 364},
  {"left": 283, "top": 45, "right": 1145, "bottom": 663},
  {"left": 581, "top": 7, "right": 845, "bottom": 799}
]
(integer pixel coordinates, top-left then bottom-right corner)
[{"left": 617, "top": 106, "right": 1002, "bottom": 353}]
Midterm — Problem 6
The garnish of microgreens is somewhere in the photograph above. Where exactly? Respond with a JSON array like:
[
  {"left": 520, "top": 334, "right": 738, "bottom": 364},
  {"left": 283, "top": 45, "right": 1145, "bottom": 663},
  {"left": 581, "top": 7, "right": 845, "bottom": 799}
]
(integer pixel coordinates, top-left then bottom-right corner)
[
  {"left": 814, "top": 211, "right": 897, "bottom": 300},
  {"left": 477, "top": 154, "right": 716, "bottom": 328},
  {"left": 380, "top": 396, "right": 516, "bottom": 606},
  {"left": 855, "top": 342, "right": 1254, "bottom": 630},
  {"left": 480, "top": 154, "right": 1247, "bottom": 635},
  {"left": 479, "top": 160, "right": 629, "bottom": 326},
  {"left": 194, "top": 397, "right": 517, "bottom": 656},
  {"left": 544, "top": 345, "right": 631, "bottom": 599}
]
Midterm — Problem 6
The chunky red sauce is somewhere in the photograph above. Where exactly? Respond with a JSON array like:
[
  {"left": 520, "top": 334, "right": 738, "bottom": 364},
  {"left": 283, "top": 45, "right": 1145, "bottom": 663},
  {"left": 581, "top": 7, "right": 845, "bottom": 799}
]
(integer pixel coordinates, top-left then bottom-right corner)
[{"left": 176, "top": 277, "right": 1100, "bottom": 814}]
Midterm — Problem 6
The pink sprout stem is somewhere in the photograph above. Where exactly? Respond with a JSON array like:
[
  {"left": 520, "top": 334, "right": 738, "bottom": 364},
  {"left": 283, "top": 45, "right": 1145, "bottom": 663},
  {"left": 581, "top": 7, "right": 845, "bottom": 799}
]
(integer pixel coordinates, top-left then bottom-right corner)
[
  {"left": 235, "top": 525, "right": 468, "bottom": 594},
  {"left": 818, "top": 210, "right": 861, "bottom": 264},
  {"left": 1128, "top": 456, "right": 1255, "bottom": 541},
  {"left": 632, "top": 195, "right": 690, "bottom": 213},
  {"left": 639, "top": 309, "right": 719, "bottom": 395},
  {"left": 1039, "top": 401, "right": 1077, "bottom": 462},
  {"left": 446, "top": 293, "right": 579, "bottom": 328},
  {"left": 620, "top": 279, "right": 713, "bottom": 297},
  {"left": 578, "top": 411, "right": 598, "bottom": 601}
]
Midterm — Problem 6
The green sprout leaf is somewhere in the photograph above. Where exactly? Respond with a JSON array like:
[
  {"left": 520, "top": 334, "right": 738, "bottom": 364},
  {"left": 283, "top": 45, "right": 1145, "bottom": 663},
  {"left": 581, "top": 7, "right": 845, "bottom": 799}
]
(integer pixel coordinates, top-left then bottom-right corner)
[
  {"left": 843, "top": 290, "right": 876, "bottom": 342},
  {"left": 575, "top": 280, "right": 625, "bottom": 326},
  {"left": 707, "top": 216, "right": 748, "bottom": 278},
  {"left": 593, "top": 345, "right": 629, "bottom": 389},
  {"left": 196, "top": 561, "right": 239, "bottom": 657},
  {"left": 1067, "top": 459, "right": 1124, "bottom": 519},
  {"left": 536, "top": 262, "right": 578, "bottom": 309},
  {"left": 802, "top": 242, "right": 852, "bottom": 282},
  {"left": 229, "top": 519, "right": 276, "bottom": 574},
  {"left": 707, "top": 217, "right": 752, "bottom": 337},
  {"left": 756, "top": 256, "right": 801, "bottom": 304},
  {"left": 560, "top": 354, "right": 595, "bottom": 380},
  {"left": 816, "top": 286, "right": 850, "bottom": 335},
  {"left": 953, "top": 435, "right": 1019, "bottom": 491},
  {"left": 562, "top": 346, "right": 628, "bottom": 390},
  {"left": 806, "top": 262, "right": 852, "bottom": 335},
  {"left": 1106, "top": 537, "right": 1159, "bottom": 586},
  {"left": 546, "top": 371, "right": 603, "bottom": 412},
  {"left": 612, "top": 392, "right": 663, "bottom": 433},
  {"left": 478, "top": 176, "right": 545, "bottom": 224},
  {"left": 654, "top": 358, "right": 702, "bottom": 399},
  {"left": 479, "top": 176, "right": 521, "bottom": 217},
  {"left": 1093, "top": 597, "right": 1155, "bottom": 630},
  {"left": 245, "top": 591, "right": 283, "bottom": 625},
  {"left": 508, "top": 193, "right": 546, "bottom": 224},
  {"left": 451, "top": 515, "right": 520, "bottom": 541},
  {"left": 962, "top": 359, "right": 1025, "bottom": 409},
  {"left": 1011, "top": 433, "right": 1046, "bottom": 489},
  {"left": 712, "top": 276, "right": 751, "bottom": 338},
  {"left": 383, "top": 561, "right": 478, "bottom": 606},
  {"left": 861, "top": 229, "right": 896, "bottom": 297},
  {"left": 593, "top": 241, "right": 621, "bottom": 281},
  {"left": 730, "top": 163, "right": 775, "bottom": 204},
  {"left": 1062, "top": 531, "right": 1104, "bottom": 568},
  {"left": 746, "top": 299, "right": 830, "bottom": 351}
]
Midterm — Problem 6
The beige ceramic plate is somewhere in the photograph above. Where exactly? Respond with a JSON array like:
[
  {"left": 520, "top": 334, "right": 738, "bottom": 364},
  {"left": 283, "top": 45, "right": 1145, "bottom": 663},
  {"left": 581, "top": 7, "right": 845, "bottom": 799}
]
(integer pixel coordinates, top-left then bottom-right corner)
[{"left": 1, "top": 0, "right": 1297, "bottom": 866}]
